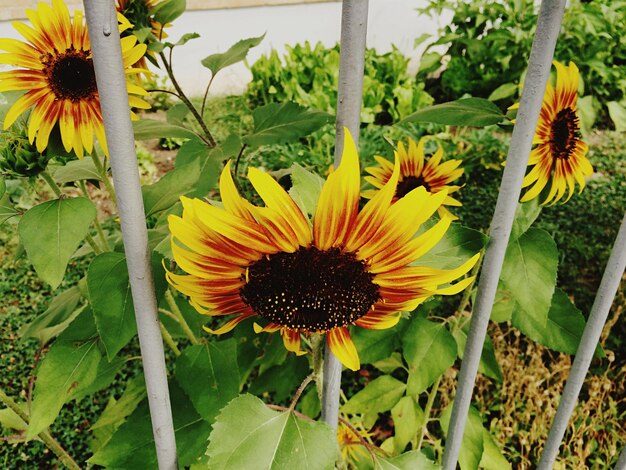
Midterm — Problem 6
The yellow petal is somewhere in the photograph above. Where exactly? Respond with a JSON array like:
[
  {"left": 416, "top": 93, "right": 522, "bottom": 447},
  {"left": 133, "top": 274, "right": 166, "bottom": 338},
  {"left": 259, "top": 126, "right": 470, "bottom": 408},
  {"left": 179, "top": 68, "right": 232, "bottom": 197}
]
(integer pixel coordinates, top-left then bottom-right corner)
[{"left": 327, "top": 327, "right": 360, "bottom": 371}]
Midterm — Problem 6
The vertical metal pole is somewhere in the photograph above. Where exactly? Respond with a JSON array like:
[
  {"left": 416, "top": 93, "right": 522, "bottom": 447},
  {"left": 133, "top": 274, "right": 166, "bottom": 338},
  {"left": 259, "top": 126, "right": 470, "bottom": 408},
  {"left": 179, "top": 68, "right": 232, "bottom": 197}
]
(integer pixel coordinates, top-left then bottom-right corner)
[
  {"left": 441, "top": 1, "right": 566, "bottom": 468},
  {"left": 83, "top": 1, "right": 178, "bottom": 468},
  {"left": 321, "top": 0, "right": 368, "bottom": 430},
  {"left": 537, "top": 212, "right": 626, "bottom": 469},
  {"left": 616, "top": 444, "right": 626, "bottom": 470}
]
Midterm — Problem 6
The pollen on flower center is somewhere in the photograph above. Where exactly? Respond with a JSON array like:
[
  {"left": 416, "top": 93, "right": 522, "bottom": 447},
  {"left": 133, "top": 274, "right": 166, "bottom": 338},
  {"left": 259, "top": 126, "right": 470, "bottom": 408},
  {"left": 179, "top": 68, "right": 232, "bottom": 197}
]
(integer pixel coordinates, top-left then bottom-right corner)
[
  {"left": 239, "top": 246, "right": 380, "bottom": 331},
  {"left": 45, "top": 49, "right": 97, "bottom": 102},
  {"left": 396, "top": 175, "right": 430, "bottom": 198},
  {"left": 550, "top": 107, "right": 580, "bottom": 160}
]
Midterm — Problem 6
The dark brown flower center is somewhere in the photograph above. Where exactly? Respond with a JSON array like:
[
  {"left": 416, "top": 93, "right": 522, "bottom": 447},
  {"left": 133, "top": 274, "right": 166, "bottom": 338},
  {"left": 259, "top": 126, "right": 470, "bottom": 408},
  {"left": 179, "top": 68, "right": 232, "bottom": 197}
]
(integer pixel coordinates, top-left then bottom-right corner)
[
  {"left": 550, "top": 107, "right": 580, "bottom": 160},
  {"left": 396, "top": 175, "right": 431, "bottom": 198},
  {"left": 239, "top": 246, "right": 379, "bottom": 331},
  {"left": 44, "top": 48, "right": 97, "bottom": 102}
]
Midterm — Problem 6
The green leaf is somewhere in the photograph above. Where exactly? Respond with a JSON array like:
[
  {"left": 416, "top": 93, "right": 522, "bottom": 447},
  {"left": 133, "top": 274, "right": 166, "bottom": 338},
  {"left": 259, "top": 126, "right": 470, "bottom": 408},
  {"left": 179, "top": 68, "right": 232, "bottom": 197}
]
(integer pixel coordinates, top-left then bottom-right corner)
[
  {"left": 52, "top": 157, "right": 102, "bottom": 184},
  {"left": 391, "top": 396, "right": 424, "bottom": 453},
  {"left": 201, "top": 34, "right": 265, "bottom": 76},
  {"left": 165, "top": 32, "right": 200, "bottom": 48},
  {"left": 513, "top": 288, "right": 594, "bottom": 355},
  {"left": 243, "top": 102, "right": 333, "bottom": 148},
  {"left": 288, "top": 163, "right": 324, "bottom": 217},
  {"left": 19, "top": 198, "right": 96, "bottom": 289},
  {"left": 510, "top": 199, "right": 541, "bottom": 242},
  {"left": 175, "top": 341, "right": 240, "bottom": 421},
  {"left": 133, "top": 119, "right": 198, "bottom": 140},
  {"left": 479, "top": 429, "right": 511, "bottom": 470},
  {"left": 0, "top": 406, "right": 27, "bottom": 433},
  {"left": 0, "top": 195, "right": 19, "bottom": 225},
  {"left": 91, "top": 374, "right": 146, "bottom": 431},
  {"left": 500, "top": 228, "right": 558, "bottom": 329},
  {"left": 577, "top": 95, "right": 596, "bottom": 134},
  {"left": 417, "top": 222, "right": 487, "bottom": 270},
  {"left": 607, "top": 101, "right": 626, "bottom": 132},
  {"left": 374, "top": 451, "right": 440, "bottom": 470},
  {"left": 487, "top": 83, "right": 518, "bottom": 102},
  {"left": 440, "top": 406, "right": 484, "bottom": 470},
  {"left": 90, "top": 381, "right": 211, "bottom": 469},
  {"left": 0, "top": 178, "right": 5, "bottom": 200},
  {"left": 207, "top": 394, "right": 339, "bottom": 470},
  {"left": 400, "top": 98, "right": 505, "bottom": 127},
  {"left": 153, "top": 0, "right": 186, "bottom": 24},
  {"left": 142, "top": 152, "right": 218, "bottom": 216},
  {"left": 28, "top": 309, "right": 123, "bottom": 438},
  {"left": 351, "top": 325, "right": 401, "bottom": 365},
  {"left": 174, "top": 137, "right": 222, "bottom": 198},
  {"left": 166, "top": 102, "right": 190, "bottom": 126},
  {"left": 490, "top": 288, "right": 515, "bottom": 323},
  {"left": 20, "top": 285, "right": 83, "bottom": 345},
  {"left": 450, "top": 318, "right": 502, "bottom": 382},
  {"left": 372, "top": 352, "right": 405, "bottom": 374},
  {"left": 342, "top": 376, "right": 406, "bottom": 415},
  {"left": 402, "top": 317, "right": 457, "bottom": 395},
  {"left": 88, "top": 252, "right": 167, "bottom": 359}
]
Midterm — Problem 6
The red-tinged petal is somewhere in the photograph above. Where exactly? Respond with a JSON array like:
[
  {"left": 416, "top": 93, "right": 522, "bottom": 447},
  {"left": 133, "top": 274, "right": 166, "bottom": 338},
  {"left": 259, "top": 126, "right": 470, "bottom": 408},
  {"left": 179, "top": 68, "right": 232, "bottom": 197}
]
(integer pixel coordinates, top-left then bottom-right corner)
[{"left": 327, "top": 327, "right": 360, "bottom": 371}]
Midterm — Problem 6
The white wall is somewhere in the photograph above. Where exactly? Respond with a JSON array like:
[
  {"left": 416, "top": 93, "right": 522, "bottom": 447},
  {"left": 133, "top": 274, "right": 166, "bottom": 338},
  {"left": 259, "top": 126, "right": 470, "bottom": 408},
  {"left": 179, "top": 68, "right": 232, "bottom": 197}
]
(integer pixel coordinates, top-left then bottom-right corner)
[{"left": 0, "top": 0, "right": 452, "bottom": 96}]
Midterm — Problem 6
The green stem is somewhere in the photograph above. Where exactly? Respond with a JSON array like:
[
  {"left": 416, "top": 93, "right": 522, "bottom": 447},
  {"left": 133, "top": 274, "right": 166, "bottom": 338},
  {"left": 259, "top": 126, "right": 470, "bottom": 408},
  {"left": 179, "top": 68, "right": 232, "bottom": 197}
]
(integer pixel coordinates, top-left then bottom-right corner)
[
  {"left": 416, "top": 375, "right": 442, "bottom": 451},
  {"left": 0, "top": 389, "right": 81, "bottom": 470},
  {"left": 90, "top": 151, "right": 117, "bottom": 207},
  {"left": 165, "top": 289, "right": 199, "bottom": 345},
  {"left": 78, "top": 181, "right": 111, "bottom": 251},
  {"left": 310, "top": 334, "right": 325, "bottom": 402},
  {"left": 160, "top": 323, "right": 181, "bottom": 356},
  {"left": 200, "top": 73, "right": 216, "bottom": 119},
  {"left": 40, "top": 172, "right": 103, "bottom": 255},
  {"left": 158, "top": 51, "right": 216, "bottom": 148}
]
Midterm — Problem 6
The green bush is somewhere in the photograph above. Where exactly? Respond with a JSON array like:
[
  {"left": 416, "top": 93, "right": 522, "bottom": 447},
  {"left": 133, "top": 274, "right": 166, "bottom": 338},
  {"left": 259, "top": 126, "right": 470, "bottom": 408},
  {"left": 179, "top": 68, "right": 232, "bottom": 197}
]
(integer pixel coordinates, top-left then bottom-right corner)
[
  {"left": 417, "top": 0, "right": 626, "bottom": 129},
  {"left": 246, "top": 41, "right": 434, "bottom": 125}
]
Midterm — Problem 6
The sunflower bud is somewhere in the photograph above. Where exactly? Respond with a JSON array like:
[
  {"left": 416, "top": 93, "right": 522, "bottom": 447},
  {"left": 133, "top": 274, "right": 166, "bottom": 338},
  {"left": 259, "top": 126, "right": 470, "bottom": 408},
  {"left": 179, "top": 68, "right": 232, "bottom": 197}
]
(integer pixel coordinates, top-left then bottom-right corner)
[{"left": 0, "top": 123, "right": 50, "bottom": 177}]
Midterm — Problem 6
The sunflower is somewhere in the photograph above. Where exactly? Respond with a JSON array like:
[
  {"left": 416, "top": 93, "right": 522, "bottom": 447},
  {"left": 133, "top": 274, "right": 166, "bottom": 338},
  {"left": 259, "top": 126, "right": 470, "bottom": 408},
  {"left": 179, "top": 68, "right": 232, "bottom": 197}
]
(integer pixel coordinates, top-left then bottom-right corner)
[
  {"left": 365, "top": 137, "right": 464, "bottom": 219},
  {"left": 518, "top": 61, "right": 593, "bottom": 204},
  {"left": 116, "top": 0, "right": 167, "bottom": 75},
  {"left": 167, "top": 130, "right": 478, "bottom": 371},
  {"left": 0, "top": 0, "right": 150, "bottom": 158}
]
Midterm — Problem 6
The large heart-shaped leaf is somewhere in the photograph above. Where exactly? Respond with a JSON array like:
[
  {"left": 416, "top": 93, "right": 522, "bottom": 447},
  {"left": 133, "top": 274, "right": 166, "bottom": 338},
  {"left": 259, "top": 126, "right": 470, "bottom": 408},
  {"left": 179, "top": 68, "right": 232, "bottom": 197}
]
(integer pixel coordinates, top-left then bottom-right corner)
[
  {"left": 207, "top": 394, "right": 339, "bottom": 469},
  {"left": 19, "top": 197, "right": 96, "bottom": 289}
]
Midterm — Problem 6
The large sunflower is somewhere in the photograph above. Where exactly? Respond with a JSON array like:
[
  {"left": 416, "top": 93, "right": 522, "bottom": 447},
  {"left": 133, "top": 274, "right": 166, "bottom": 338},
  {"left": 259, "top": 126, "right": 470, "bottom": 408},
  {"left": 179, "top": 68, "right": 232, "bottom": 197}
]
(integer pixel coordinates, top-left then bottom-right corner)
[
  {"left": 0, "top": 0, "right": 150, "bottom": 158},
  {"left": 167, "top": 130, "right": 478, "bottom": 370},
  {"left": 519, "top": 61, "right": 593, "bottom": 204},
  {"left": 364, "top": 137, "right": 464, "bottom": 219}
]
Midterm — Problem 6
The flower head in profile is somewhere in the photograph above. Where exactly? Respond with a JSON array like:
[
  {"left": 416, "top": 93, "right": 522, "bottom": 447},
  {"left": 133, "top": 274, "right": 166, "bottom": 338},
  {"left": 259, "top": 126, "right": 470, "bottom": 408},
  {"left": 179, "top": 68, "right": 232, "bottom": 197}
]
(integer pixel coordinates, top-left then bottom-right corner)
[
  {"left": 0, "top": 0, "right": 150, "bottom": 158},
  {"left": 518, "top": 61, "right": 593, "bottom": 204},
  {"left": 365, "top": 137, "right": 464, "bottom": 219},
  {"left": 167, "top": 130, "right": 478, "bottom": 371}
]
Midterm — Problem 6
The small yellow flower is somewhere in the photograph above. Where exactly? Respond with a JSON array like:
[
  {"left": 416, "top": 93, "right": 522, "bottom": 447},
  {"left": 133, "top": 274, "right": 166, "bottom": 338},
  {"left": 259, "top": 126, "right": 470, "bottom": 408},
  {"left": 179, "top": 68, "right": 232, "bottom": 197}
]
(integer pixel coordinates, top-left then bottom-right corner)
[
  {"left": 365, "top": 137, "right": 464, "bottom": 219},
  {"left": 337, "top": 421, "right": 372, "bottom": 463},
  {"left": 517, "top": 61, "right": 593, "bottom": 205}
]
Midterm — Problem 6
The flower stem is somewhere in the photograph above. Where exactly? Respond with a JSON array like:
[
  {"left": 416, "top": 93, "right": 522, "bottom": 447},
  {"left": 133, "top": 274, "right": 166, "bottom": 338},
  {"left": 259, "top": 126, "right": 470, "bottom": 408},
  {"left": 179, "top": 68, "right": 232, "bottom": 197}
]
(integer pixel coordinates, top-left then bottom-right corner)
[
  {"left": 160, "top": 322, "right": 180, "bottom": 356},
  {"left": 90, "top": 151, "right": 117, "bottom": 207},
  {"left": 416, "top": 375, "right": 442, "bottom": 451},
  {"left": 289, "top": 373, "right": 315, "bottom": 411},
  {"left": 165, "top": 289, "right": 199, "bottom": 345},
  {"left": 78, "top": 181, "right": 111, "bottom": 251},
  {"left": 159, "top": 51, "right": 216, "bottom": 148},
  {"left": 40, "top": 171, "right": 103, "bottom": 255},
  {"left": 0, "top": 388, "right": 81, "bottom": 470}
]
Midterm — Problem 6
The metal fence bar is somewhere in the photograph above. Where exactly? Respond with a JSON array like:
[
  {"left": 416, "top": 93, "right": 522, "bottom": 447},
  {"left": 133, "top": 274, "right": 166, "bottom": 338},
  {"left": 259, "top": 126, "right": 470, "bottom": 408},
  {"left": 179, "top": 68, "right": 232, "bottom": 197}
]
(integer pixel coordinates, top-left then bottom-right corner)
[
  {"left": 616, "top": 444, "right": 626, "bottom": 470},
  {"left": 83, "top": 1, "right": 178, "bottom": 468},
  {"left": 537, "top": 212, "right": 626, "bottom": 469},
  {"left": 441, "top": 1, "right": 566, "bottom": 468},
  {"left": 321, "top": 0, "right": 369, "bottom": 430}
]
